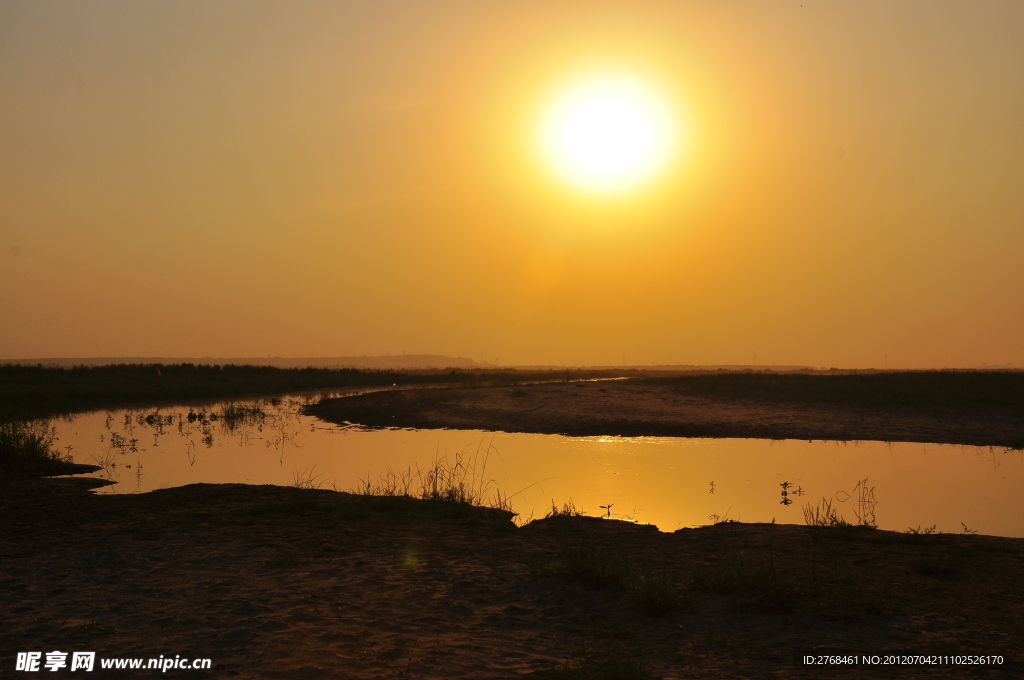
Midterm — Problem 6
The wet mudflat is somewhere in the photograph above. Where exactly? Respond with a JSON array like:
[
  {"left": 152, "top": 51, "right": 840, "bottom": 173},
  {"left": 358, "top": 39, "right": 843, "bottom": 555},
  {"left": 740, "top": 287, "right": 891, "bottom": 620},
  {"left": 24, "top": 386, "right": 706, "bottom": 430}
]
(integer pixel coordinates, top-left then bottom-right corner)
[
  {"left": 306, "top": 379, "right": 1024, "bottom": 448},
  {"left": 2, "top": 480, "right": 1021, "bottom": 679}
]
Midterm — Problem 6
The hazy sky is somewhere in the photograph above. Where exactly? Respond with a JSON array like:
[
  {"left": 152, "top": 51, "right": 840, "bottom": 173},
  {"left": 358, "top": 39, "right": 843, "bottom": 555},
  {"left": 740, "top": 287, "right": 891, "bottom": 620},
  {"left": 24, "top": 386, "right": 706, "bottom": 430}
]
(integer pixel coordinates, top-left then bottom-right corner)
[{"left": 2, "top": 1, "right": 1022, "bottom": 368}]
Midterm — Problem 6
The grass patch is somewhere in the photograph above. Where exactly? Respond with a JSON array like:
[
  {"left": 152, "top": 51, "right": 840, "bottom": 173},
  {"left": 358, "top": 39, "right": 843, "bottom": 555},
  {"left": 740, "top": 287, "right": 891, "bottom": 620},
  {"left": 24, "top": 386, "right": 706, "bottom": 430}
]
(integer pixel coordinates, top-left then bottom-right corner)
[
  {"left": 687, "top": 552, "right": 880, "bottom": 617},
  {"left": 243, "top": 486, "right": 515, "bottom": 523},
  {"left": 292, "top": 465, "right": 326, "bottom": 490},
  {"left": 803, "top": 479, "right": 879, "bottom": 541},
  {"left": 688, "top": 556, "right": 774, "bottom": 598},
  {"left": 628, "top": 571, "right": 688, "bottom": 615},
  {"left": 219, "top": 403, "right": 268, "bottom": 432},
  {"left": 555, "top": 542, "right": 632, "bottom": 591},
  {"left": 550, "top": 541, "right": 687, "bottom": 615},
  {"left": 545, "top": 499, "right": 585, "bottom": 518},
  {"left": 243, "top": 447, "right": 520, "bottom": 523},
  {"left": 875, "top": 525, "right": 954, "bottom": 546},
  {"left": 0, "top": 422, "right": 73, "bottom": 475},
  {"left": 354, "top": 447, "right": 512, "bottom": 512}
]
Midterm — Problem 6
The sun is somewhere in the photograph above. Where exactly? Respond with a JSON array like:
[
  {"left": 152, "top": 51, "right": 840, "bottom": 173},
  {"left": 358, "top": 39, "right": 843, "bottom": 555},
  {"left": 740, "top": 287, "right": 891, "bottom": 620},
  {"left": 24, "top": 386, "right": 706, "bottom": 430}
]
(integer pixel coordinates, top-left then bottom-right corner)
[{"left": 541, "top": 77, "right": 675, "bottom": 193}]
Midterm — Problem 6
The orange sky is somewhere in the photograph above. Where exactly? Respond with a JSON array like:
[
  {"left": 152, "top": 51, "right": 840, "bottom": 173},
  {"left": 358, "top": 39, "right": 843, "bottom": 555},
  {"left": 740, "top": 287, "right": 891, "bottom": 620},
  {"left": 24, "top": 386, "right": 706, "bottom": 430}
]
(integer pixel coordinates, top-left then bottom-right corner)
[{"left": 2, "top": 1, "right": 1022, "bottom": 368}]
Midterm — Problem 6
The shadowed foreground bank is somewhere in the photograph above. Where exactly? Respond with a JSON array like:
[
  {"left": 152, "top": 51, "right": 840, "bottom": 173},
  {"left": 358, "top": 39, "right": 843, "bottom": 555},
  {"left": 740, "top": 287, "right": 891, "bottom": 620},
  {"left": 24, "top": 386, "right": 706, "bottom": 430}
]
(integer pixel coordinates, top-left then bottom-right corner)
[
  {"left": 2, "top": 481, "right": 1021, "bottom": 679},
  {"left": 307, "top": 374, "right": 1024, "bottom": 448}
]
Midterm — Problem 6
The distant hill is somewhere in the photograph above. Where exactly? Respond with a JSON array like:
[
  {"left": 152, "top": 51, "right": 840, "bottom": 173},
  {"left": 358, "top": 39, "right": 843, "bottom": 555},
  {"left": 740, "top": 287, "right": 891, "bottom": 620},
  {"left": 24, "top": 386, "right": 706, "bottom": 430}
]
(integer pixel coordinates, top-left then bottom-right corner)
[
  {"left": 0, "top": 355, "right": 482, "bottom": 369},
  {"left": 509, "top": 364, "right": 813, "bottom": 372}
]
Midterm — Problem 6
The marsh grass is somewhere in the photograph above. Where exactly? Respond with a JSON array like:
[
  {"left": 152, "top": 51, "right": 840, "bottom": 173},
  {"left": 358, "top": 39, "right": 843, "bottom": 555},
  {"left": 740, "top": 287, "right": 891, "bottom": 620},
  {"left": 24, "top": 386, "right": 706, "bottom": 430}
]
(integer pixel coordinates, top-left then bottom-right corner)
[
  {"left": 555, "top": 542, "right": 632, "bottom": 591},
  {"left": 802, "top": 497, "right": 873, "bottom": 541},
  {"left": 802, "top": 497, "right": 845, "bottom": 527},
  {"left": 689, "top": 556, "right": 774, "bottom": 598},
  {"left": 901, "top": 525, "right": 987, "bottom": 578},
  {"left": 545, "top": 499, "right": 585, "bottom": 518},
  {"left": 0, "top": 422, "right": 72, "bottom": 474},
  {"left": 223, "top": 404, "right": 266, "bottom": 418},
  {"left": 687, "top": 548, "right": 883, "bottom": 618},
  {"left": 220, "top": 403, "right": 268, "bottom": 432},
  {"left": 354, "top": 445, "right": 512, "bottom": 512},
  {"left": 547, "top": 541, "right": 688, "bottom": 616},
  {"left": 813, "top": 575, "right": 882, "bottom": 619},
  {"left": 628, "top": 570, "right": 688, "bottom": 615},
  {"left": 291, "top": 465, "right": 326, "bottom": 490},
  {"left": 687, "top": 554, "right": 799, "bottom": 614},
  {"left": 802, "top": 478, "right": 878, "bottom": 541},
  {"left": 685, "top": 516, "right": 890, "bottom": 618},
  {"left": 907, "top": 524, "right": 938, "bottom": 535}
]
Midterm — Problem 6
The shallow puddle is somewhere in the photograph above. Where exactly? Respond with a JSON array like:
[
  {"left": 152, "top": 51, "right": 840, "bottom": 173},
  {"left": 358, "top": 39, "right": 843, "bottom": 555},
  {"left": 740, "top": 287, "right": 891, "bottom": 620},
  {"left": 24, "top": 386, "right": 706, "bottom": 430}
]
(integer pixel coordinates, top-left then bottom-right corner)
[{"left": 47, "top": 393, "right": 1024, "bottom": 536}]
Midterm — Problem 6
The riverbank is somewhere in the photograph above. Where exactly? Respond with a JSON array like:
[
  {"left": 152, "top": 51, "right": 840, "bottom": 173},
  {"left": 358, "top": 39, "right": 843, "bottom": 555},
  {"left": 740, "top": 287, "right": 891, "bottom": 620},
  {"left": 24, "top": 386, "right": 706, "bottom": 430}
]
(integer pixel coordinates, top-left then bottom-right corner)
[
  {"left": 307, "top": 378, "right": 1024, "bottom": 448},
  {"left": 2, "top": 480, "right": 1021, "bottom": 678},
  {"left": 0, "top": 363, "right": 631, "bottom": 426}
]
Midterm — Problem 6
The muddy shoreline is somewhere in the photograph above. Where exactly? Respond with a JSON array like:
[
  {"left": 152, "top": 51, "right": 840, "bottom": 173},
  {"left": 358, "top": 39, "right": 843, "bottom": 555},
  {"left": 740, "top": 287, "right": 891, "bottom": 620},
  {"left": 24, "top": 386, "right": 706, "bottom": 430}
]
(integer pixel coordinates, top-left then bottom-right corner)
[
  {"left": 306, "top": 379, "right": 1024, "bottom": 448},
  {"left": 2, "top": 480, "right": 1021, "bottom": 678}
]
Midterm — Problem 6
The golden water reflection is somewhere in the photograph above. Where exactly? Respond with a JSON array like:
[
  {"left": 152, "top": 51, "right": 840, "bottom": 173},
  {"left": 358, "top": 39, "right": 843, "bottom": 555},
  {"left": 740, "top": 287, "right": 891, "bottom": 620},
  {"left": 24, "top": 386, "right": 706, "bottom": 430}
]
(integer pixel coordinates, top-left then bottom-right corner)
[{"left": 53, "top": 395, "right": 1024, "bottom": 537}]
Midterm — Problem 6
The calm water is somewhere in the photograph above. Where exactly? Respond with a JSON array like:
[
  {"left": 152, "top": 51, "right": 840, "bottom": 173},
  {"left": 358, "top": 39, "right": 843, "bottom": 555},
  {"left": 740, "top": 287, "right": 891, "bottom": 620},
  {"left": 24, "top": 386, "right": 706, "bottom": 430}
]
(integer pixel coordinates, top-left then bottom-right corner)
[{"left": 49, "top": 392, "right": 1024, "bottom": 536}]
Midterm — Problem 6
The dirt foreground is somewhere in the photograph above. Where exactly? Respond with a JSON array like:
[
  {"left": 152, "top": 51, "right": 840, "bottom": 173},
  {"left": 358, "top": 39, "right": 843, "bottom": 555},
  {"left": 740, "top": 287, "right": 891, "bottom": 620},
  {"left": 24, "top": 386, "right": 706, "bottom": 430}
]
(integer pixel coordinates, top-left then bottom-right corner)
[
  {"left": 306, "top": 380, "right": 1024, "bottom": 448},
  {"left": 2, "top": 479, "right": 1022, "bottom": 679}
]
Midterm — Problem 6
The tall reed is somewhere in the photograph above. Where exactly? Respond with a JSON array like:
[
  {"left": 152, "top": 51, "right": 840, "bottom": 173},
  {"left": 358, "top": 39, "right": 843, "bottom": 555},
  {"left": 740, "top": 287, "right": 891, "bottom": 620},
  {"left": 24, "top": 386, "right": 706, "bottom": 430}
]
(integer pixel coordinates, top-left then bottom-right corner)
[{"left": 0, "top": 422, "right": 69, "bottom": 473}]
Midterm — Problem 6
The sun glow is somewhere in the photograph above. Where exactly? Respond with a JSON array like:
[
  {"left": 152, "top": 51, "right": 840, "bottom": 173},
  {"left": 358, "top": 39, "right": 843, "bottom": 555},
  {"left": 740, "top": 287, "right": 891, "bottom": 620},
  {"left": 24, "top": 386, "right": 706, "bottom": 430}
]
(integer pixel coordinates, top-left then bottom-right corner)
[{"left": 541, "top": 77, "right": 676, "bottom": 193}]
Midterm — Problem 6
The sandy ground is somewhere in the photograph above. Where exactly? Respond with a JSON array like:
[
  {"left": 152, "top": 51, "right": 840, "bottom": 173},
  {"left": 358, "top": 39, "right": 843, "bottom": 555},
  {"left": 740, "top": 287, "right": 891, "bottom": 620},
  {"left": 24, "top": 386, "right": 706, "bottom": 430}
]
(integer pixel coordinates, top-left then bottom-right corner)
[
  {"left": 2, "top": 479, "right": 1022, "bottom": 679},
  {"left": 306, "top": 380, "right": 1024, "bottom": 448}
]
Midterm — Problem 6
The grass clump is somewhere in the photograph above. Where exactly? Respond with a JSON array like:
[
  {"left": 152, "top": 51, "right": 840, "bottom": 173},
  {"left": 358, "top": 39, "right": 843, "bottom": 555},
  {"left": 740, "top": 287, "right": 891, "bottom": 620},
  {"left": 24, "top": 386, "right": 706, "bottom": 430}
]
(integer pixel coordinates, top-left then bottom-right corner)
[
  {"left": 555, "top": 542, "right": 632, "bottom": 591},
  {"left": 628, "top": 571, "right": 688, "bottom": 615},
  {"left": 877, "top": 525, "right": 949, "bottom": 546},
  {"left": 688, "top": 556, "right": 774, "bottom": 598},
  {"left": 545, "top": 499, "right": 585, "bottom": 518},
  {"left": 690, "top": 554, "right": 864, "bottom": 616},
  {"left": 346, "top": 447, "right": 518, "bottom": 524},
  {"left": 292, "top": 465, "right": 326, "bottom": 490},
  {"left": 219, "top": 403, "right": 268, "bottom": 432},
  {"left": 903, "top": 525, "right": 984, "bottom": 578},
  {"left": 803, "top": 478, "right": 879, "bottom": 541},
  {"left": 0, "top": 422, "right": 73, "bottom": 475},
  {"left": 689, "top": 521, "right": 805, "bottom": 614},
  {"left": 551, "top": 542, "right": 688, "bottom": 615},
  {"left": 354, "top": 448, "right": 510, "bottom": 511}
]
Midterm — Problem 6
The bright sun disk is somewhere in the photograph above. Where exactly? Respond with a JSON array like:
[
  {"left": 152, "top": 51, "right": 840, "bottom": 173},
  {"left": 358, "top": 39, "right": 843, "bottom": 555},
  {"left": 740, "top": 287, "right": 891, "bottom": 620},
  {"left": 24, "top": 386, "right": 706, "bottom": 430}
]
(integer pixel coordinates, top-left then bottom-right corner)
[{"left": 541, "top": 77, "right": 674, "bottom": 193}]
